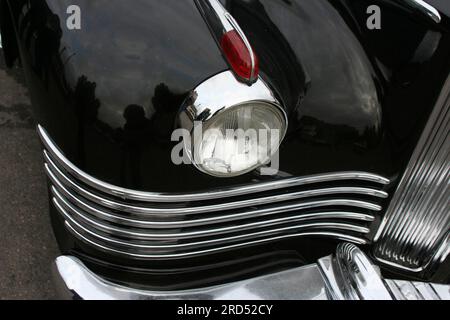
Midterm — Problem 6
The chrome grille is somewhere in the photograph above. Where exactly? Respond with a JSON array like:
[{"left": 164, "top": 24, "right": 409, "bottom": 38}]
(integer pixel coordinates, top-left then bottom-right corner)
[
  {"left": 374, "top": 76, "right": 450, "bottom": 273},
  {"left": 384, "top": 280, "right": 450, "bottom": 300},
  {"left": 38, "top": 125, "right": 390, "bottom": 260}
]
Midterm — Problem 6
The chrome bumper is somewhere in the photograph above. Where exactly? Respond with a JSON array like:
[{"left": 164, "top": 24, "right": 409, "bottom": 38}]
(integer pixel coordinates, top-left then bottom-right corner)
[{"left": 52, "top": 243, "right": 449, "bottom": 300}]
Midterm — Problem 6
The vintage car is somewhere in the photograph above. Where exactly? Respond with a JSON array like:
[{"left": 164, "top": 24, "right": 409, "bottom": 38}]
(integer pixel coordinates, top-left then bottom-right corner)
[{"left": 0, "top": 0, "right": 449, "bottom": 300}]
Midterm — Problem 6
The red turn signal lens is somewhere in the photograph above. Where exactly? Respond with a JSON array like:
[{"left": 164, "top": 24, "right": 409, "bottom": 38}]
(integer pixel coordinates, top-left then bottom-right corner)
[{"left": 220, "top": 30, "right": 259, "bottom": 83}]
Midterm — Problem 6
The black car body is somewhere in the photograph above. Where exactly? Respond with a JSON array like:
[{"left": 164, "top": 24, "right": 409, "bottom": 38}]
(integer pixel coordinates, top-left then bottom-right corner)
[{"left": 1, "top": 0, "right": 449, "bottom": 299}]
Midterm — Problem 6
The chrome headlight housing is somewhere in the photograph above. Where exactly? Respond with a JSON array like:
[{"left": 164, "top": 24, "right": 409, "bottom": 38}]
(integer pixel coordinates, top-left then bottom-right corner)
[{"left": 178, "top": 71, "right": 287, "bottom": 177}]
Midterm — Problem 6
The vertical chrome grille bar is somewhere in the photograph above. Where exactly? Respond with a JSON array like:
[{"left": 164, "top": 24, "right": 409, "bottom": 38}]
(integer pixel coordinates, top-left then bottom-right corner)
[{"left": 373, "top": 76, "right": 450, "bottom": 274}]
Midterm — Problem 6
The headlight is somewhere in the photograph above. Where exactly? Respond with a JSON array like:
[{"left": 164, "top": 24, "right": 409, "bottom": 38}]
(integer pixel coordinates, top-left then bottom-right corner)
[
  {"left": 178, "top": 71, "right": 287, "bottom": 177},
  {"left": 196, "top": 102, "right": 286, "bottom": 177}
]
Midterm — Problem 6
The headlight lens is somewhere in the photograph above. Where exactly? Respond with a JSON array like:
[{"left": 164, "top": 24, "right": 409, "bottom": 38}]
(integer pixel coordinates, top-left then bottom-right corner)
[
  {"left": 193, "top": 102, "right": 286, "bottom": 177},
  {"left": 178, "top": 71, "right": 287, "bottom": 178}
]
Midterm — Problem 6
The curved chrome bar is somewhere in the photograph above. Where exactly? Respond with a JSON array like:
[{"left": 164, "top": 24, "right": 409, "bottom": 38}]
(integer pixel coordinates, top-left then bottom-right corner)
[
  {"left": 404, "top": 0, "right": 441, "bottom": 23},
  {"left": 38, "top": 124, "right": 390, "bottom": 203},
  {"left": 334, "top": 243, "right": 392, "bottom": 300},
  {"left": 177, "top": 71, "right": 285, "bottom": 130},
  {"left": 44, "top": 154, "right": 386, "bottom": 215},
  {"left": 41, "top": 122, "right": 389, "bottom": 260},
  {"left": 51, "top": 179, "right": 376, "bottom": 228},
  {"left": 55, "top": 202, "right": 367, "bottom": 260},
  {"left": 53, "top": 190, "right": 371, "bottom": 241},
  {"left": 66, "top": 221, "right": 368, "bottom": 260}
]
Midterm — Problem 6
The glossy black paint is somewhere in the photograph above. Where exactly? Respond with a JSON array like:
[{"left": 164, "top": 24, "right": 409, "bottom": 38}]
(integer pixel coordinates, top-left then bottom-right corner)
[
  {"left": 2, "top": 0, "right": 450, "bottom": 289},
  {"left": 229, "top": 0, "right": 449, "bottom": 183},
  {"left": 4, "top": 0, "right": 450, "bottom": 192}
]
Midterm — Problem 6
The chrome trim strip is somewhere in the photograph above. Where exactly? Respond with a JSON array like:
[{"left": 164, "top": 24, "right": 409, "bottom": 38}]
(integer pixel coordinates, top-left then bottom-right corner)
[
  {"left": 50, "top": 174, "right": 376, "bottom": 228},
  {"left": 404, "top": 0, "right": 441, "bottom": 23},
  {"left": 46, "top": 160, "right": 383, "bottom": 217},
  {"left": 48, "top": 158, "right": 382, "bottom": 219},
  {"left": 204, "top": 0, "right": 234, "bottom": 32},
  {"left": 430, "top": 234, "right": 450, "bottom": 269},
  {"left": 63, "top": 219, "right": 368, "bottom": 259},
  {"left": 53, "top": 192, "right": 370, "bottom": 242},
  {"left": 374, "top": 257, "right": 424, "bottom": 273},
  {"left": 44, "top": 153, "right": 386, "bottom": 215},
  {"left": 54, "top": 198, "right": 369, "bottom": 255},
  {"left": 38, "top": 125, "right": 390, "bottom": 203}
]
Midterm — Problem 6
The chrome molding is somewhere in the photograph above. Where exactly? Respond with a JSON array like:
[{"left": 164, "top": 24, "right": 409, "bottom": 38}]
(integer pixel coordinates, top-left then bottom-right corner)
[
  {"left": 177, "top": 71, "right": 288, "bottom": 174},
  {"left": 384, "top": 280, "right": 450, "bottom": 300},
  {"left": 44, "top": 151, "right": 386, "bottom": 216},
  {"left": 54, "top": 255, "right": 330, "bottom": 300},
  {"left": 53, "top": 188, "right": 371, "bottom": 259},
  {"left": 52, "top": 188, "right": 371, "bottom": 241},
  {"left": 63, "top": 220, "right": 368, "bottom": 260},
  {"left": 403, "top": 0, "right": 442, "bottom": 23},
  {"left": 50, "top": 176, "right": 377, "bottom": 228},
  {"left": 38, "top": 124, "right": 390, "bottom": 259},
  {"left": 38, "top": 124, "right": 389, "bottom": 203},
  {"left": 318, "top": 244, "right": 391, "bottom": 300},
  {"left": 373, "top": 75, "right": 450, "bottom": 274},
  {"left": 53, "top": 243, "right": 450, "bottom": 300},
  {"left": 178, "top": 71, "right": 287, "bottom": 177},
  {"left": 202, "top": 0, "right": 234, "bottom": 33},
  {"left": 50, "top": 178, "right": 374, "bottom": 258},
  {"left": 334, "top": 243, "right": 392, "bottom": 300}
]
